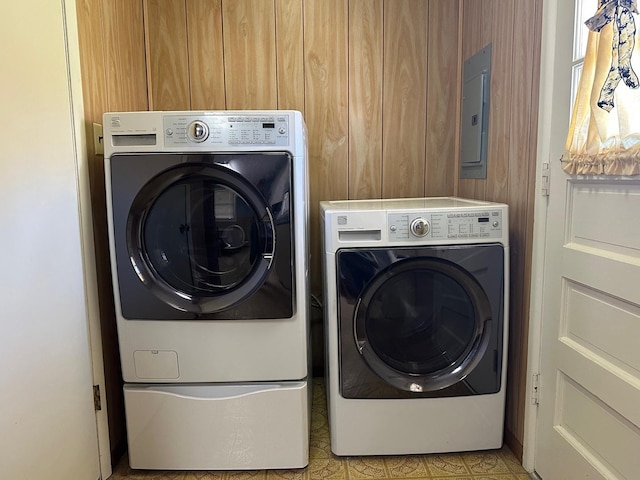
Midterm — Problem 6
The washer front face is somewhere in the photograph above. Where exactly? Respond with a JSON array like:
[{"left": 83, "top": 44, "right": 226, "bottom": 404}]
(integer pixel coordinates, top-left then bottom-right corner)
[
  {"left": 337, "top": 244, "right": 504, "bottom": 398},
  {"left": 110, "top": 152, "right": 293, "bottom": 320}
]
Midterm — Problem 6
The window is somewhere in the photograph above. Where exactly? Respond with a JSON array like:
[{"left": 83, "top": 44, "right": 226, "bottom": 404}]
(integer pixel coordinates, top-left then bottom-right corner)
[
  {"left": 570, "top": 0, "right": 593, "bottom": 107},
  {"left": 562, "top": 0, "right": 640, "bottom": 175}
]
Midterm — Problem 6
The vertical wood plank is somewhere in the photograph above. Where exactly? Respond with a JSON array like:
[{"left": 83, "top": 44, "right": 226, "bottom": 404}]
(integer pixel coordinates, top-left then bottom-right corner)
[
  {"left": 144, "top": 0, "right": 190, "bottom": 110},
  {"left": 504, "top": 0, "right": 528, "bottom": 449},
  {"left": 382, "top": 0, "right": 429, "bottom": 199},
  {"left": 486, "top": 0, "right": 532, "bottom": 456},
  {"left": 485, "top": 0, "right": 514, "bottom": 204},
  {"left": 103, "top": 1, "right": 148, "bottom": 111},
  {"left": 453, "top": 5, "right": 463, "bottom": 196},
  {"left": 461, "top": 0, "right": 489, "bottom": 59},
  {"left": 275, "top": 0, "right": 305, "bottom": 112},
  {"left": 349, "top": 0, "right": 383, "bottom": 200},
  {"left": 77, "top": 0, "right": 108, "bottom": 124},
  {"left": 222, "top": 0, "right": 278, "bottom": 109},
  {"left": 459, "top": 0, "right": 492, "bottom": 200},
  {"left": 518, "top": 1, "right": 543, "bottom": 453},
  {"left": 304, "top": 0, "right": 349, "bottom": 291},
  {"left": 471, "top": 0, "right": 493, "bottom": 201},
  {"left": 506, "top": 0, "right": 542, "bottom": 451},
  {"left": 186, "top": 0, "right": 226, "bottom": 110},
  {"left": 425, "top": 0, "right": 460, "bottom": 197}
]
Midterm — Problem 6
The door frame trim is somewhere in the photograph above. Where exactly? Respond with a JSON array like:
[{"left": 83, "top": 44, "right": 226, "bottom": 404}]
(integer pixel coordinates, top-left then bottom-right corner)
[
  {"left": 63, "top": 0, "right": 112, "bottom": 477},
  {"left": 523, "top": 0, "right": 576, "bottom": 473}
]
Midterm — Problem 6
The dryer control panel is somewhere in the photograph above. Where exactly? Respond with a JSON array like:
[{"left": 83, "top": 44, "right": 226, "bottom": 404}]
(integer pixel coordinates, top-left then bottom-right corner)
[
  {"left": 163, "top": 113, "right": 290, "bottom": 147},
  {"left": 388, "top": 209, "right": 503, "bottom": 241}
]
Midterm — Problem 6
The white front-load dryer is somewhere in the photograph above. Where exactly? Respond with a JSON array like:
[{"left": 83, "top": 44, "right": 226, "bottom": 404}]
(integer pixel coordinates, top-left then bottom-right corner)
[
  {"left": 321, "top": 197, "right": 509, "bottom": 456},
  {"left": 104, "top": 111, "right": 310, "bottom": 470}
]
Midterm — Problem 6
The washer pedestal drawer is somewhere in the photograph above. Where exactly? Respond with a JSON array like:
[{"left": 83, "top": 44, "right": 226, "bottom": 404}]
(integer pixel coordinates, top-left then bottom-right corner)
[{"left": 123, "top": 380, "right": 310, "bottom": 470}]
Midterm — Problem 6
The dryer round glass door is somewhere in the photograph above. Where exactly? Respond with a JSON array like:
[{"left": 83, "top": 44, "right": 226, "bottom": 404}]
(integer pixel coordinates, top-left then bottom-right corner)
[
  {"left": 353, "top": 257, "right": 492, "bottom": 392},
  {"left": 126, "top": 163, "right": 275, "bottom": 314}
]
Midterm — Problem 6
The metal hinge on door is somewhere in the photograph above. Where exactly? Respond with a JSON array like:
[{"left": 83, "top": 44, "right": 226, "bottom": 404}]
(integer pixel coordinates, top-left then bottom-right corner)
[
  {"left": 531, "top": 373, "right": 540, "bottom": 405},
  {"left": 540, "top": 162, "right": 550, "bottom": 196},
  {"left": 93, "top": 385, "right": 102, "bottom": 411}
]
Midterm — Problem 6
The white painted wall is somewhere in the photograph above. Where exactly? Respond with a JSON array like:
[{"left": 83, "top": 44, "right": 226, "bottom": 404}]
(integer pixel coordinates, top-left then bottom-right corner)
[{"left": 0, "top": 1, "right": 103, "bottom": 478}]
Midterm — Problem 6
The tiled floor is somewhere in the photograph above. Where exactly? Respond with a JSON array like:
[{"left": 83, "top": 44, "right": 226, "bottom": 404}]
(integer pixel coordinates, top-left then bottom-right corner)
[{"left": 109, "top": 379, "right": 530, "bottom": 480}]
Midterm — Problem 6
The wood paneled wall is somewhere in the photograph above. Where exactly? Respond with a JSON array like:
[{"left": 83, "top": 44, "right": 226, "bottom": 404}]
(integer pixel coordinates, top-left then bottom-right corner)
[
  {"left": 459, "top": 0, "right": 543, "bottom": 459},
  {"left": 76, "top": 0, "right": 541, "bottom": 465}
]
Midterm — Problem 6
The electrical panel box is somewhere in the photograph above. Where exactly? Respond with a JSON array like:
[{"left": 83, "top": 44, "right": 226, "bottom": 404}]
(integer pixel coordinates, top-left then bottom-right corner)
[{"left": 460, "top": 44, "right": 491, "bottom": 180}]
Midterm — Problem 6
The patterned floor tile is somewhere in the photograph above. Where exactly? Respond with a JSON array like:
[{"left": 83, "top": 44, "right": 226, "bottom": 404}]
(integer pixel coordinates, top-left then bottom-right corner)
[
  {"left": 383, "top": 456, "right": 430, "bottom": 478},
  {"left": 223, "top": 471, "right": 268, "bottom": 480},
  {"left": 182, "top": 471, "right": 227, "bottom": 480},
  {"left": 264, "top": 469, "right": 309, "bottom": 480},
  {"left": 311, "top": 408, "right": 329, "bottom": 431},
  {"left": 309, "top": 439, "right": 333, "bottom": 459},
  {"left": 308, "top": 457, "right": 347, "bottom": 479},
  {"left": 496, "top": 448, "right": 525, "bottom": 474},
  {"left": 465, "top": 476, "right": 519, "bottom": 480},
  {"left": 429, "top": 477, "right": 472, "bottom": 480},
  {"left": 347, "top": 457, "right": 389, "bottom": 479},
  {"left": 424, "top": 454, "right": 470, "bottom": 477},
  {"left": 309, "top": 411, "right": 332, "bottom": 460},
  {"left": 110, "top": 460, "right": 187, "bottom": 480},
  {"left": 460, "top": 452, "right": 510, "bottom": 475},
  {"left": 312, "top": 380, "right": 326, "bottom": 403}
]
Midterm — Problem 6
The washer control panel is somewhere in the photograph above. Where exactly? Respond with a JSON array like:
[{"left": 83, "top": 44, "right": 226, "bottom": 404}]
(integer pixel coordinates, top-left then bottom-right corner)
[
  {"left": 163, "top": 113, "right": 290, "bottom": 147},
  {"left": 388, "top": 209, "right": 503, "bottom": 241}
]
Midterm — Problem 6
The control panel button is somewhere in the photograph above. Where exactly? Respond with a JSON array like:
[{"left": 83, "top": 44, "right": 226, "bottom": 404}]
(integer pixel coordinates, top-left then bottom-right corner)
[
  {"left": 410, "top": 217, "right": 430, "bottom": 237},
  {"left": 187, "top": 120, "right": 209, "bottom": 142}
]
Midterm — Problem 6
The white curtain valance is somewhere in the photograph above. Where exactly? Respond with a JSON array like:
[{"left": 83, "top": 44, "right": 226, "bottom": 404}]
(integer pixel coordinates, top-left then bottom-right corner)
[{"left": 562, "top": 0, "right": 640, "bottom": 175}]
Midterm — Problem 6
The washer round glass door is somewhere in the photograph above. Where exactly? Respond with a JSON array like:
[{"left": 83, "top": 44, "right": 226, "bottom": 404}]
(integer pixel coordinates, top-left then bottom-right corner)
[
  {"left": 354, "top": 257, "right": 492, "bottom": 392},
  {"left": 127, "top": 163, "right": 275, "bottom": 314}
]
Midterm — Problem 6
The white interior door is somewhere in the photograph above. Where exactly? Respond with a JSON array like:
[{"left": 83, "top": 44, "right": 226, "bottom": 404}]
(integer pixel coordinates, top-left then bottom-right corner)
[
  {"left": 532, "top": 1, "right": 640, "bottom": 479},
  {"left": 0, "top": 1, "right": 104, "bottom": 478}
]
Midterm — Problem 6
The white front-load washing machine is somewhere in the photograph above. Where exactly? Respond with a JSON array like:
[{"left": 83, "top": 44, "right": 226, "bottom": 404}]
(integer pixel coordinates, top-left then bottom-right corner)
[
  {"left": 104, "top": 111, "right": 310, "bottom": 470},
  {"left": 321, "top": 197, "right": 509, "bottom": 456}
]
